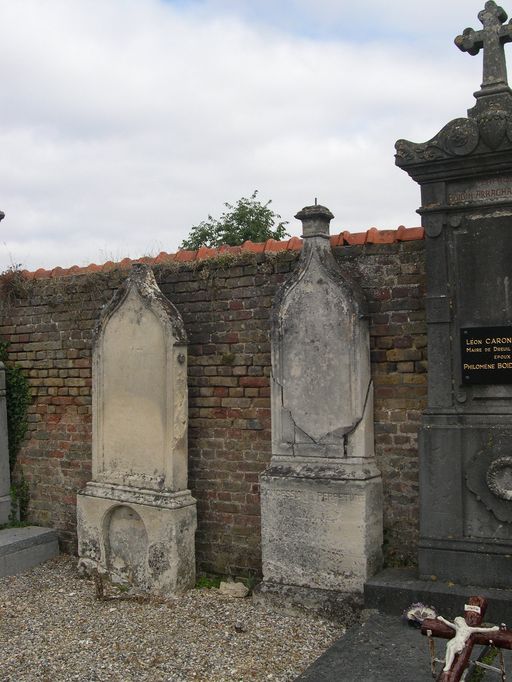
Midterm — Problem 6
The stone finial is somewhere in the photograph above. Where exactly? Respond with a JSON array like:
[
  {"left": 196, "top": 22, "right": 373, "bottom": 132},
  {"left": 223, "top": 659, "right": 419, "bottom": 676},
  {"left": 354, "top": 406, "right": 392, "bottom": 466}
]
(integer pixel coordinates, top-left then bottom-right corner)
[
  {"left": 294, "top": 204, "right": 334, "bottom": 239},
  {"left": 455, "top": 1, "right": 512, "bottom": 96}
]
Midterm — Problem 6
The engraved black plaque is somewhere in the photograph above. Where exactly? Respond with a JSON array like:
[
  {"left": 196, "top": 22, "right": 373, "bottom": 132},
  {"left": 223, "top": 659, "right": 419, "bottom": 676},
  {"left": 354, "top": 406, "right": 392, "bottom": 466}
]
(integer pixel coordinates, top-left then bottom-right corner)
[{"left": 461, "top": 327, "right": 512, "bottom": 385}]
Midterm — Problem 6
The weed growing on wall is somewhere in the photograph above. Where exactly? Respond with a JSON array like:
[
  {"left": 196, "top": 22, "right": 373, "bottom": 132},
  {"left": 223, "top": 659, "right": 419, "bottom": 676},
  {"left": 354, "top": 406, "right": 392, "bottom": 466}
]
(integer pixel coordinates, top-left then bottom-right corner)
[
  {"left": 0, "top": 264, "right": 33, "bottom": 311},
  {"left": 0, "top": 341, "right": 31, "bottom": 520}
]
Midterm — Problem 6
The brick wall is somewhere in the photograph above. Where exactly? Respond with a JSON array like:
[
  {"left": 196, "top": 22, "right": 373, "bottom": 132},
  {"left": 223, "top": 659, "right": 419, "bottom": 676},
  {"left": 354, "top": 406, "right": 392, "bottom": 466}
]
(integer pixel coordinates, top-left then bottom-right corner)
[{"left": 0, "top": 239, "right": 426, "bottom": 575}]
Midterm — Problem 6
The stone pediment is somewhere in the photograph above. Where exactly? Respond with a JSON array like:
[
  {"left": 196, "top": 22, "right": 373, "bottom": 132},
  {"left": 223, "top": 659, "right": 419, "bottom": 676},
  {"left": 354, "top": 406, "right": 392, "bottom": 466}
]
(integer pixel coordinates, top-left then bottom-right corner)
[
  {"left": 395, "top": 105, "right": 512, "bottom": 169},
  {"left": 94, "top": 262, "right": 186, "bottom": 346}
]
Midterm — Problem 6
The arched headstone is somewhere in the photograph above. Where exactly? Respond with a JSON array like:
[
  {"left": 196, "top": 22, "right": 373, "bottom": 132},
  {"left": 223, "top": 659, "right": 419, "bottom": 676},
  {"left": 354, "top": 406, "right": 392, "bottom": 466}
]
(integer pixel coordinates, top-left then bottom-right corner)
[{"left": 77, "top": 264, "right": 196, "bottom": 593}]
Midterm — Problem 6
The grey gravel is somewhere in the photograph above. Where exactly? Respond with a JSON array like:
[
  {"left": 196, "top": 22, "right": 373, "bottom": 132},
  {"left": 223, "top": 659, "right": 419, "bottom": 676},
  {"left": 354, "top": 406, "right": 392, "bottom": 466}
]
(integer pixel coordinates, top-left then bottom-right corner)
[{"left": 0, "top": 556, "right": 345, "bottom": 681}]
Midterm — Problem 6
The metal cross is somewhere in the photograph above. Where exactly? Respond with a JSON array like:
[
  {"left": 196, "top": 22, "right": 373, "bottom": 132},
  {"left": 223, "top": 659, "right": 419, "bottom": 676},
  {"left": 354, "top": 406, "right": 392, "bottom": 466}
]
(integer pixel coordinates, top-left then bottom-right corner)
[{"left": 455, "top": 1, "right": 512, "bottom": 93}]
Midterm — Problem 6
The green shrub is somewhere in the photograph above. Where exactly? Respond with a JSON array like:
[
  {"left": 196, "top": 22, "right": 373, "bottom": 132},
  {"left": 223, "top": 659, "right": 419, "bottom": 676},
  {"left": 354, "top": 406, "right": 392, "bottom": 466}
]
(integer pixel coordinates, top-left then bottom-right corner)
[{"left": 0, "top": 341, "right": 31, "bottom": 520}]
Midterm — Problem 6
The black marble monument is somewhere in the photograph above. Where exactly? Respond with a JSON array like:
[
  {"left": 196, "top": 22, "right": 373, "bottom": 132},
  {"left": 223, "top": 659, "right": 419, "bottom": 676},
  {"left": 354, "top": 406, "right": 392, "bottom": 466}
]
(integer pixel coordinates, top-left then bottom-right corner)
[{"left": 396, "top": 1, "right": 512, "bottom": 587}]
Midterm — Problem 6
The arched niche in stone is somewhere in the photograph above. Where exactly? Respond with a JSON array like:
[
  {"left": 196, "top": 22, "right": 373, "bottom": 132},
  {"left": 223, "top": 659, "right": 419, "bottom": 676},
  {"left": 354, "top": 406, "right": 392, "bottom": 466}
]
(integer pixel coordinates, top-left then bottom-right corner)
[{"left": 105, "top": 505, "right": 148, "bottom": 588}]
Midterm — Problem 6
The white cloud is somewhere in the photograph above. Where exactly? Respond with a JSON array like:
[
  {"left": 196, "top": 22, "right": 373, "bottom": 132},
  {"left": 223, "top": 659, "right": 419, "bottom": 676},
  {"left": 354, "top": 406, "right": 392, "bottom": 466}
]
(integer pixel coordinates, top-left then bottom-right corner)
[{"left": 0, "top": 0, "right": 495, "bottom": 269}]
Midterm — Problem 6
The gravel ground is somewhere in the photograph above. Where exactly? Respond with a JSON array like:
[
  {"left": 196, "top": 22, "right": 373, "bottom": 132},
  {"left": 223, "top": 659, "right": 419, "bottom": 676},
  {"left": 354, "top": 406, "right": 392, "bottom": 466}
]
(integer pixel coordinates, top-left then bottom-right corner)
[{"left": 0, "top": 556, "right": 345, "bottom": 682}]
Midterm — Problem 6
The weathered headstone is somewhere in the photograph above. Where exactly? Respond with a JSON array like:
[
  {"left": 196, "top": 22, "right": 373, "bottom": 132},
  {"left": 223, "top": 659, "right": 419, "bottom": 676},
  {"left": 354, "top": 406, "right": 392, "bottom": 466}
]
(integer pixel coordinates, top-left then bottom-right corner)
[
  {"left": 0, "top": 363, "right": 11, "bottom": 524},
  {"left": 396, "top": 1, "right": 512, "bottom": 587},
  {"left": 77, "top": 263, "right": 196, "bottom": 593},
  {"left": 257, "top": 204, "right": 383, "bottom": 617}
]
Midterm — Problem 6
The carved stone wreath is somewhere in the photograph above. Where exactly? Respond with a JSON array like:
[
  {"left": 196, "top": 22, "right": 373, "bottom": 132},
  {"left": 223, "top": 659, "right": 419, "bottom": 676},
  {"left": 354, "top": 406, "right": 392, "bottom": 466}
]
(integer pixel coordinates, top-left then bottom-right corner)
[
  {"left": 486, "top": 457, "right": 512, "bottom": 500},
  {"left": 466, "top": 449, "right": 512, "bottom": 523}
]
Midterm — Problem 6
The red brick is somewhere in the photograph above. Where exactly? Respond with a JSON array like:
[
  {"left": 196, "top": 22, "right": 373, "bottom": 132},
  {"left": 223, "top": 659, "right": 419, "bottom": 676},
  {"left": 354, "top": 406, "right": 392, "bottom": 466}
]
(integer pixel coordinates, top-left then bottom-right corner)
[{"left": 3, "top": 237, "right": 425, "bottom": 573}]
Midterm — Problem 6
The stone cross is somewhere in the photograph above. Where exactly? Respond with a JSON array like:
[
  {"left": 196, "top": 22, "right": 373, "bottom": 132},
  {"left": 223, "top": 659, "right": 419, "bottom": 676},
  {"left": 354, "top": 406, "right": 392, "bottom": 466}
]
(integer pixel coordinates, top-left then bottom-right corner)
[
  {"left": 455, "top": 1, "right": 512, "bottom": 94},
  {"left": 421, "top": 596, "right": 512, "bottom": 682}
]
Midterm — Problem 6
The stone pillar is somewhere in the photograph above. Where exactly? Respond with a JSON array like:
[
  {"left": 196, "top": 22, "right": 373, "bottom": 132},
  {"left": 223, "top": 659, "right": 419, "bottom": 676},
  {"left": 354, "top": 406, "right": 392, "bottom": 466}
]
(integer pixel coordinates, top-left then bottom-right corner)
[
  {"left": 77, "top": 264, "right": 196, "bottom": 594},
  {"left": 395, "top": 3, "right": 512, "bottom": 588},
  {"left": 257, "top": 204, "right": 383, "bottom": 616},
  {"left": 0, "top": 363, "right": 11, "bottom": 524}
]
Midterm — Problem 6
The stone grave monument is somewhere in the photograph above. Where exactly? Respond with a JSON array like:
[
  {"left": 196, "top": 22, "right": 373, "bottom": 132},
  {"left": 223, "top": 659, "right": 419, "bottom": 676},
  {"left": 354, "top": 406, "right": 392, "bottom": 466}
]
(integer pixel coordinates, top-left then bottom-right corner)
[
  {"left": 0, "top": 362, "right": 11, "bottom": 524},
  {"left": 257, "top": 203, "right": 383, "bottom": 616},
  {"left": 77, "top": 263, "right": 196, "bottom": 593},
  {"left": 0, "top": 360, "right": 59, "bottom": 576},
  {"left": 395, "top": 0, "right": 512, "bottom": 587}
]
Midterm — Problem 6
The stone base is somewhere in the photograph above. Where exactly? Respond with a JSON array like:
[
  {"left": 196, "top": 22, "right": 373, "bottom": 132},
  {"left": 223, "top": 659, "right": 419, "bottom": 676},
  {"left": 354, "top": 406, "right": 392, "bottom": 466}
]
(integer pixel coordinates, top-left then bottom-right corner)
[
  {"left": 0, "top": 526, "right": 59, "bottom": 577},
  {"left": 0, "top": 493, "right": 11, "bottom": 525},
  {"left": 365, "top": 566, "right": 512, "bottom": 625},
  {"left": 260, "top": 472, "right": 382, "bottom": 593},
  {"left": 296, "top": 611, "right": 452, "bottom": 681},
  {"left": 253, "top": 580, "right": 362, "bottom": 624},
  {"left": 77, "top": 482, "right": 197, "bottom": 594},
  {"left": 419, "top": 418, "right": 512, "bottom": 589},
  {"left": 418, "top": 537, "right": 512, "bottom": 589}
]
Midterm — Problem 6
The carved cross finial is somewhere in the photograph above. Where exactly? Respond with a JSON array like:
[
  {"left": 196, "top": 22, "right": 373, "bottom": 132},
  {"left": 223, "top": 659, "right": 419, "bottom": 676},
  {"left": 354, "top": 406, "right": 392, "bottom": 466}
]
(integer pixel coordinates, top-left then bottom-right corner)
[
  {"left": 455, "top": 2, "right": 512, "bottom": 92},
  {"left": 455, "top": 1, "right": 512, "bottom": 94}
]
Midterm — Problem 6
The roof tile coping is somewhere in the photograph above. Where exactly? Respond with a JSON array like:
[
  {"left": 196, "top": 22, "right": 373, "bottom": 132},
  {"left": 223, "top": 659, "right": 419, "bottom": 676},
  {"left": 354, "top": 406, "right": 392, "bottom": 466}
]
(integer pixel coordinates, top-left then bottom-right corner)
[{"left": 19, "top": 226, "right": 424, "bottom": 280}]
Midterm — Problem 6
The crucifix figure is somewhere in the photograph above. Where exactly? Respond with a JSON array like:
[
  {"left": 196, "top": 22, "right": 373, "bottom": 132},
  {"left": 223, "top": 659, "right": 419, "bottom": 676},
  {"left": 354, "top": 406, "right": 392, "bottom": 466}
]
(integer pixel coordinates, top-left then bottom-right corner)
[
  {"left": 455, "top": 0, "right": 512, "bottom": 94},
  {"left": 421, "top": 596, "right": 512, "bottom": 682},
  {"left": 436, "top": 615, "right": 498, "bottom": 672}
]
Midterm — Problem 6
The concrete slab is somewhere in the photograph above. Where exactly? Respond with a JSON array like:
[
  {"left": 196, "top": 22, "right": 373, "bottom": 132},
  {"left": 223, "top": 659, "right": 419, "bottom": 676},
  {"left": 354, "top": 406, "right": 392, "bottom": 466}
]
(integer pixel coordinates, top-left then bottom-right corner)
[
  {"left": 296, "top": 613, "right": 434, "bottom": 681},
  {"left": 365, "top": 567, "right": 512, "bottom": 624},
  {"left": 296, "top": 612, "right": 512, "bottom": 681},
  {"left": 0, "top": 526, "right": 59, "bottom": 577}
]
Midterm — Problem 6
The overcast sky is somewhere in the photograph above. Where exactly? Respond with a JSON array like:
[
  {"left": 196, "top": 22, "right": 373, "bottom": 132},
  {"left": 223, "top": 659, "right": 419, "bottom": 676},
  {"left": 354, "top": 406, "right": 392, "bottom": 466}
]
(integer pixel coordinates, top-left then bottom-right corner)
[{"left": 0, "top": 0, "right": 499, "bottom": 270}]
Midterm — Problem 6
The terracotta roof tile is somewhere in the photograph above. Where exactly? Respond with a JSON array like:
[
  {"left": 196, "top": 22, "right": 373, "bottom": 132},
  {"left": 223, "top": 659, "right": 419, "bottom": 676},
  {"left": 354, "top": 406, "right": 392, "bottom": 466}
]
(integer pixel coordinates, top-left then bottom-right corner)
[
  {"left": 85, "top": 263, "right": 103, "bottom": 273},
  {"left": 18, "top": 226, "right": 424, "bottom": 279},
  {"left": 241, "top": 240, "right": 266, "bottom": 253},
  {"left": 366, "top": 227, "right": 397, "bottom": 244},
  {"left": 217, "top": 245, "right": 242, "bottom": 255},
  {"left": 264, "top": 239, "right": 288, "bottom": 253},
  {"left": 343, "top": 231, "right": 367, "bottom": 245},
  {"left": 152, "top": 252, "right": 171, "bottom": 264},
  {"left": 287, "top": 236, "right": 303, "bottom": 251},
  {"left": 32, "top": 268, "right": 51, "bottom": 279},
  {"left": 174, "top": 250, "right": 196, "bottom": 263},
  {"left": 397, "top": 225, "right": 424, "bottom": 241},
  {"left": 196, "top": 246, "right": 217, "bottom": 261}
]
